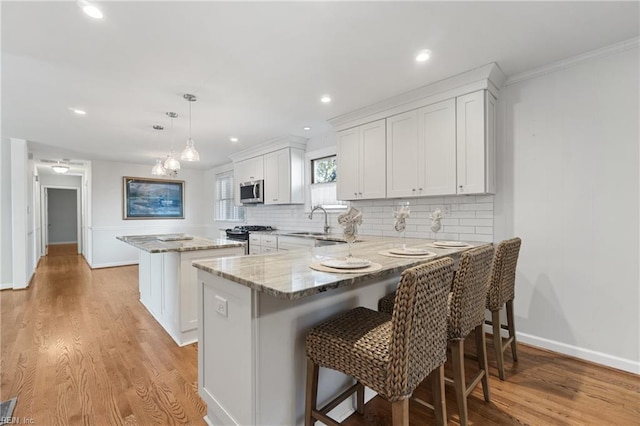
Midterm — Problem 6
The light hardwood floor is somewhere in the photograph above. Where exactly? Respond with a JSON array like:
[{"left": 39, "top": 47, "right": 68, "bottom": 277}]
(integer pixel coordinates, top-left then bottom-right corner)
[{"left": 1, "top": 250, "right": 638, "bottom": 425}]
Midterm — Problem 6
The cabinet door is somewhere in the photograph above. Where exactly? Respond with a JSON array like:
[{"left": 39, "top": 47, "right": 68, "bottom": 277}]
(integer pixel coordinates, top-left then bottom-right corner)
[
  {"left": 386, "top": 110, "right": 419, "bottom": 198},
  {"left": 418, "top": 99, "right": 456, "bottom": 196},
  {"left": 244, "top": 156, "right": 264, "bottom": 181},
  {"left": 359, "top": 119, "right": 387, "bottom": 199},
  {"left": 264, "top": 149, "right": 290, "bottom": 204},
  {"left": 336, "top": 127, "right": 360, "bottom": 200},
  {"left": 456, "top": 90, "right": 489, "bottom": 194}
]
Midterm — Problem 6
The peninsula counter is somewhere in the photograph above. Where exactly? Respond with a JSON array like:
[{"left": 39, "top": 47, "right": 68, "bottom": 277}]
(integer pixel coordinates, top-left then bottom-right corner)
[
  {"left": 193, "top": 238, "right": 486, "bottom": 425},
  {"left": 117, "top": 234, "right": 245, "bottom": 346}
]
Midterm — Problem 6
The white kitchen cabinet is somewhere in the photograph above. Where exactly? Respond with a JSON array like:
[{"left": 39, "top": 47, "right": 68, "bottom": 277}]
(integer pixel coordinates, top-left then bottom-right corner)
[
  {"left": 264, "top": 148, "right": 305, "bottom": 204},
  {"left": 386, "top": 110, "right": 419, "bottom": 198},
  {"left": 138, "top": 246, "right": 245, "bottom": 346},
  {"left": 387, "top": 100, "right": 456, "bottom": 198},
  {"left": 249, "top": 233, "right": 279, "bottom": 254},
  {"left": 456, "top": 90, "right": 496, "bottom": 194},
  {"left": 337, "top": 119, "right": 386, "bottom": 200}
]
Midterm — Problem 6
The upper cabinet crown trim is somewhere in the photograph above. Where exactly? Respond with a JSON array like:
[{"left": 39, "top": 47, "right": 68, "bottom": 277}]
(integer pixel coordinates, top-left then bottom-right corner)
[
  {"left": 229, "top": 135, "right": 308, "bottom": 163},
  {"left": 329, "top": 62, "right": 506, "bottom": 131}
]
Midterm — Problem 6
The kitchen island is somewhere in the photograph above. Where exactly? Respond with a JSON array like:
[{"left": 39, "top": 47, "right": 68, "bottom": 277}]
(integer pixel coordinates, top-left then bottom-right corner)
[
  {"left": 117, "top": 234, "right": 245, "bottom": 346},
  {"left": 193, "top": 238, "right": 485, "bottom": 425}
]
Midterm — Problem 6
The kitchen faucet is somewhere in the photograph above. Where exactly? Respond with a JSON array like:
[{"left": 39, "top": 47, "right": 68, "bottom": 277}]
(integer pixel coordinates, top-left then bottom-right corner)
[{"left": 309, "top": 205, "right": 330, "bottom": 234}]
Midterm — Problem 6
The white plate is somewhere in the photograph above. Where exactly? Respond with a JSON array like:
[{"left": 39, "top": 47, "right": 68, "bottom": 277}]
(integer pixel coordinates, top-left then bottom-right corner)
[
  {"left": 389, "top": 247, "right": 434, "bottom": 256},
  {"left": 321, "top": 258, "right": 372, "bottom": 269},
  {"left": 433, "top": 241, "right": 470, "bottom": 248}
]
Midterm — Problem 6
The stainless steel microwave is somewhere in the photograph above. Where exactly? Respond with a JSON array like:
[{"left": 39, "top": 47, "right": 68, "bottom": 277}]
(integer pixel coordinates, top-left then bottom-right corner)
[{"left": 239, "top": 180, "right": 264, "bottom": 204}]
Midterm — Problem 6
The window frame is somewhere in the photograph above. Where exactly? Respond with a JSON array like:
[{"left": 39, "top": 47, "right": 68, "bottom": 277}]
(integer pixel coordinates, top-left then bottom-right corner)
[{"left": 215, "top": 169, "right": 245, "bottom": 222}]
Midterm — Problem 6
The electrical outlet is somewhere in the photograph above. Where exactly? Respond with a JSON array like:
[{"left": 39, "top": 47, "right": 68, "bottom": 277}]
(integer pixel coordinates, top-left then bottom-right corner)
[
  {"left": 443, "top": 205, "right": 451, "bottom": 216},
  {"left": 215, "top": 295, "right": 228, "bottom": 317}
]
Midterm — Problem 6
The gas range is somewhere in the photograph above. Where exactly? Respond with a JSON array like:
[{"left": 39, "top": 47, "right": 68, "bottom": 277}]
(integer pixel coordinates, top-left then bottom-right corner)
[{"left": 225, "top": 226, "right": 275, "bottom": 254}]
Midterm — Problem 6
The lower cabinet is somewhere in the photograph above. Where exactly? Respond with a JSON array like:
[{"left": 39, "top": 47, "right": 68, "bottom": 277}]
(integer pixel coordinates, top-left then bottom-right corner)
[
  {"left": 138, "top": 247, "right": 245, "bottom": 346},
  {"left": 249, "top": 234, "right": 278, "bottom": 254}
]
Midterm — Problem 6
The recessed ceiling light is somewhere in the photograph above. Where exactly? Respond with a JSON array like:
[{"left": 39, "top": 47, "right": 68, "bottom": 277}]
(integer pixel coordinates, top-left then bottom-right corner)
[
  {"left": 320, "top": 95, "right": 331, "bottom": 103},
  {"left": 415, "top": 49, "right": 432, "bottom": 62},
  {"left": 79, "top": 1, "right": 104, "bottom": 19},
  {"left": 230, "top": 137, "right": 239, "bottom": 142},
  {"left": 71, "top": 108, "right": 86, "bottom": 115},
  {"left": 303, "top": 127, "right": 311, "bottom": 131}
]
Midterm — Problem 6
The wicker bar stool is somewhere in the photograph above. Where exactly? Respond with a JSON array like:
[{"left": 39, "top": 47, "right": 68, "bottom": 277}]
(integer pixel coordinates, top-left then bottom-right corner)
[
  {"left": 485, "top": 237, "right": 522, "bottom": 380},
  {"left": 305, "top": 258, "right": 454, "bottom": 426},
  {"left": 378, "top": 246, "right": 495, "bottom": 426}
]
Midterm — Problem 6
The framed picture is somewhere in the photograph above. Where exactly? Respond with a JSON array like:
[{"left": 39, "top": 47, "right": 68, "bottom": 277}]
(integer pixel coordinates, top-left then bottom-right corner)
[{"left": 123, "top": 177, "right": 185, "bottom": 220}]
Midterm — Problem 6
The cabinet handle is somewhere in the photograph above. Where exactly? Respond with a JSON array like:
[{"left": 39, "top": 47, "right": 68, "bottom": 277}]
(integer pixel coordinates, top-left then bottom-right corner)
[
  {"left": 459, "top": 185, "right": 463, "bottom": 192},
  {"left": 273, "top": 199, "right": 278, "bottom": 201},
  {"left": 418, "top": 188, "right": 423, "bottom": 191},
  {"left": 250, "top": 176, "right": 254, "bottom": 179},
  {"left": 412, "top": 188, "right": 416, "bottom": 192},
  {"left": 359, "top": 192, "right": 362, "bottom": 195},
  {"left": 354, "top": 192, "right": 358, "bottom": 196}
]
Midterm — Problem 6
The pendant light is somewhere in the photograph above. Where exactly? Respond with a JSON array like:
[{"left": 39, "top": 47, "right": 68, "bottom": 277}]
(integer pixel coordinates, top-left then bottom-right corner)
[
  {"left": 151, "top": 125, "right": 167, "bottom": 176},
  {"left": 163, "top": 112, "right": 181, "bottom": 175},
  {"left": 181, "top": 93, "right": 200, "bottom": 162}
]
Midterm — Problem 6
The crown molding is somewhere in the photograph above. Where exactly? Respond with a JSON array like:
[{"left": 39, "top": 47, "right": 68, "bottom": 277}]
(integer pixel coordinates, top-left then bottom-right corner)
[
  {"left": 328, "top": 63, "right": 506, "bottom": 131},
  {"left": 228, "top": 135, "right": 308, "bottom": 162},
  {"left": 505, "top": 37, "right": 640, "bottom": 86}
]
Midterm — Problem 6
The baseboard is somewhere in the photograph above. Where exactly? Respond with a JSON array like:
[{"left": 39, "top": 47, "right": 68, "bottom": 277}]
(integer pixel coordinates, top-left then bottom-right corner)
[
  {"left": 484, "top": 324, "right": 639, "bottom": 375},
  {"left": 0, "top": 282, "right": 13, "bottom": 290},
  {"left": 89, "top": 260, "right": 138, "bottom": 269},
  {"left": 48, "top": 241, "right": 78, "bottom": 245}
]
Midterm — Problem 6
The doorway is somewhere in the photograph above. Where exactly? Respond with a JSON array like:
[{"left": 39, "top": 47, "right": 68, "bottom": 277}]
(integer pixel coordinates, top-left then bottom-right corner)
[{"left": 41, "top": 186, "right": 81, "bottom": 256}]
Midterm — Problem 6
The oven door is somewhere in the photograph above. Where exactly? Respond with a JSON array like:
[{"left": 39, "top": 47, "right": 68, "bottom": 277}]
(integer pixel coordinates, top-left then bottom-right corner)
[
  {"left": 225, "top": 230, "right": 249, "bottom": 254},
  {"left": 239, "top": 180, "right": 263, "bottom": 204}
]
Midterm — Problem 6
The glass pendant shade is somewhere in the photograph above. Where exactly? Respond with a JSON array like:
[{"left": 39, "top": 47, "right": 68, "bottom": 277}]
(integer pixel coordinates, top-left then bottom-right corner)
[
  {"left": 151, "top": 159, "right": 167, "bottom": 176},
  {"left": 181, "top": 138, "right": 200, "bottom": 161},
  {"left": 164, "top": 152, "right": 181, "bottom": 171}
]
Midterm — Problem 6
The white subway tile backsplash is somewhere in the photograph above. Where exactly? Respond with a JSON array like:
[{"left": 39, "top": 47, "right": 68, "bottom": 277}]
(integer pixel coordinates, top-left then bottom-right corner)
[{"left": 238, "top": 194, "right": 494, "bottom": 242}]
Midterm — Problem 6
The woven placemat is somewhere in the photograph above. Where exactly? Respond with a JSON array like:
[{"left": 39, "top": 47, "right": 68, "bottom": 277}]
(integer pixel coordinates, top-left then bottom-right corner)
[
  {"left": 309, "top": 262, "right": 383, "bottom": 274},
  {"left": 378, "top": 249, "right": 437, "bottom": 259}
]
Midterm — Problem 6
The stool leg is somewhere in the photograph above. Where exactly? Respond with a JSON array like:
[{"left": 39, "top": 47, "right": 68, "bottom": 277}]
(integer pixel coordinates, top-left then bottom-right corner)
[
  {"left": 305, "top": 357, "right": 319, "bottom": 426},
  {"left": 475, "top": 325, "right": 491, "bottom": 402},
  {"left": 492, "top": 309, "right": 506, "bottom": 380},
  {"left": 451, "top": 339, "right": 468, "bottom": 426},
  {"left": 506, "top": 300, "right": 518, "bottom": 362},
  {"left": 391, "top": 399, "right": 409, "bottom": 426},
  {"left": 356, "top": 381, "right": 364, "bottom": 415},
  {"left": 430, "top": 365, "right": 447, "bottom": 426}
]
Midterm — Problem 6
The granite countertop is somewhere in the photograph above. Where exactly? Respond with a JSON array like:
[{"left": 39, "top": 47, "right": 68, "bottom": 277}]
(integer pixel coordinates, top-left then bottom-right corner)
[
  {"left": 193, "top": 237, "right": 488, "bottom": 300},
  {"left": 117, "top": 234, "right": 246, "bottom": 253}
]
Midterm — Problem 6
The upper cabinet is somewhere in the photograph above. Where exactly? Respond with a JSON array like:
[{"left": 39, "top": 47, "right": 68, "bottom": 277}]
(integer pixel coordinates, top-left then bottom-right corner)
[
  {"left": 456, "top": 90, "right": 496, "bottom": 195},
  {"left": 230, "top": 136, "right": 307, "bottom": 206},
  {"left": 234, "top": 156, "right": 264, "bottom": 184},
  {"left": 387, "top": 92, "right": 495, "bottom": 197},
  {"left": 337, "top": 119, "right": 386, "bottom": 200},
  {"left": 264, "top": 147, "right": 304, "bottom": 204},
  {"left": 331, "top": 63, "right": 505, "bottom": 200}
]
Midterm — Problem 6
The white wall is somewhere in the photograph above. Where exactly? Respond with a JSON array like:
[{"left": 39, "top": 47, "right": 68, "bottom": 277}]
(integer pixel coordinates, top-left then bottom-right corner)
[
  {"left": 40, "top": 173, "right": 83, "bottom": 188},
  {"left": 90, "top": 160, "right": 211, "bottom": 268},
  {"left": 0, "top": 140, "right": 13, "bottom": 288},
  {"left": 494, "top": 44, "right": 639, "bottom": 373}
]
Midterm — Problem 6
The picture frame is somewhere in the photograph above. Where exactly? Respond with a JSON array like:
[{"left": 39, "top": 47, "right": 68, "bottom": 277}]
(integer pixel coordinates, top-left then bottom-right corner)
[{"left": 123, "top": 176, "right": 185, "bottom": 220}]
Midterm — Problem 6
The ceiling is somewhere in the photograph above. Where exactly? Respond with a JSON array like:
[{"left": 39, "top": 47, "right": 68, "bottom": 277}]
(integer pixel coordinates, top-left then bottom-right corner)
[{"left": 3, "top": 1, "right": 639, "bottom": 169}]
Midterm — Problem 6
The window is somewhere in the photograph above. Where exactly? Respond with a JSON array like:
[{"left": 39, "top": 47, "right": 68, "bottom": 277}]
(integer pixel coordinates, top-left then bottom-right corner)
[
  {"left": 215, "top": 170, "right": 245, "bottom": 221},
  {"left": 308, "top": 153, "right": 346, "bottom": 210},
  {"left": 312, "top": 155, "right": 337, "bottom": 183}
]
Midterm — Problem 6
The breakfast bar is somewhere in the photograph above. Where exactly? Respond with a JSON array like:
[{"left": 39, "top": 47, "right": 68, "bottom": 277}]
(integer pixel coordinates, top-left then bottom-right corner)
[
  {"left": 193, "top": 238, "right": 484, "bottom": 426},
  {"left": 117, "top": 234, "right": 245, "bottom": 346}
]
